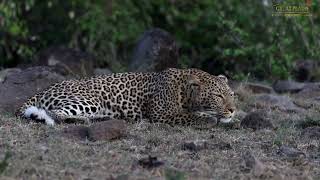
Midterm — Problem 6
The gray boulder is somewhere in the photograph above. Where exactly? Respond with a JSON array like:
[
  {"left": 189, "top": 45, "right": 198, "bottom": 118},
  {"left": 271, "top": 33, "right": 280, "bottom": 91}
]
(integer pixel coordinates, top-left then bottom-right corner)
[
  {"left": 129, "top": 28, "right": 179, "bottom": 72},
  {"left": 0, "top": 68, "right": 21, "bottom": 83},
  {"left": 254, "top": 94, "right": 303, "bottom": 113},
  {"left": 240, "top": 110, "right": 274, "bottom": 130},
  {"left": 32, "top": 46, "right": 96, "bottom": 78},
  {"left": 294, "top": 82, "right": 320, "bottom": 100},
  {"left": 293, "top": 59, "right": 320, "bottom": 82},
  {"left": 278, "top": 145, "right": 306, "bottom": 159},
  {"left": 273, "top": 80, "right": 305, "bottom": 93},
  {"left": 0, "top": 66, "right": 65, "bottom": 114},
  {"left": 242, "top": 82, "right": 274, "bottom": 94},
  {"left": 93, "top": 68, "right": 113, "bottom": 76}
]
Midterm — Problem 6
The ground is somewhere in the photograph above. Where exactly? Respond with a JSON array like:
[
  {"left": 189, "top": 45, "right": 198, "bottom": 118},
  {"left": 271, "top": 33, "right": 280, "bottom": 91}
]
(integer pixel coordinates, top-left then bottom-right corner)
[{"left": 0, "top": 91, "right": 320, "bottom": 180}]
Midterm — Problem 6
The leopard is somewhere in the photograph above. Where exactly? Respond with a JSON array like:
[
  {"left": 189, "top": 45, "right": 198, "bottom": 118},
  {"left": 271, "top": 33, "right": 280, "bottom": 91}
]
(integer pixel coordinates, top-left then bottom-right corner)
[{"left": 16, "top": 68, "right": 236, "bottom": 129}]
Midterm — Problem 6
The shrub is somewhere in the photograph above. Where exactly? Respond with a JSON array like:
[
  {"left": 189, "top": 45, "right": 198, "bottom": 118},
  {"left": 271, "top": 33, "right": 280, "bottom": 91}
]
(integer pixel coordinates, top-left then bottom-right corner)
[{"left": 0, "top": 0, "right": 319, "bottom": 79}]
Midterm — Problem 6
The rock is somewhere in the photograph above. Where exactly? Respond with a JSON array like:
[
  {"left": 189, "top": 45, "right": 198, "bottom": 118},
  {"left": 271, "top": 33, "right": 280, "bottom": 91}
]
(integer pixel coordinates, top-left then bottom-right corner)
[
  {"left": 61, "top": 126, "right": 90, "bottom": 141},
  {"left": 293, "top": 59, "right": 320, "bottom": 82},
  {"left": 278, "top": 145, "right": 306, "bottom": 159},
  {"left": 212, "top": 140, "right": 232, "bottom": 150},
  {"left": 61, "top": 120, "right": 127, "bottom": 141},
  {"left": 292, "top": 98, "right": 316, "bottom": 109},
  {"left": 254, "top": 94, "right": 303, "bottom": 113},
  {"left": 33, "top": 46, "right": 95, "bottom": 78},
  {"left": 240, "top": 110, "right": 274, "bottom": 130},
  {"left": 129, "top": 28, "right": 179, "bottom": 72},
  {"left": 181, "top": 140, "right": 208, "bottom": 152},
  {"left": 273, "top": 80, "right": 305, "bottom": 93},
  {"left": 241, "top": 151, "right": 266, "bottom": 176},
  {"left": 94, "top": 68, "right": 112, "bottom": 75},
  {"left": 0, "top": 66, "right": 65, "bottom": 114},
  {"left": 107, "top": 174, "right": 129, "bottom": 180},
  {"left": 303, "top": 82, "right": 320, "bottom": 92},
  {"left": 137, "top": 156, "right": 164, "bottom": 169},
  {"left": 181, "top": 139, "right": 232, "bottom": 152},
  {"left": 0, "top": 68, "right": 21, "bottom": 83},
  {"left": 242, "top": 82, "right": 274, "bottom": 94},
  {"left": 301, "top": 127, "right": 320, "bottom": 139},
  {"left": 295, "top": 82, "right": 320, "bottom": 99},
  {"left": 88, "top": 120, "right": 127, "bottom": 141}
]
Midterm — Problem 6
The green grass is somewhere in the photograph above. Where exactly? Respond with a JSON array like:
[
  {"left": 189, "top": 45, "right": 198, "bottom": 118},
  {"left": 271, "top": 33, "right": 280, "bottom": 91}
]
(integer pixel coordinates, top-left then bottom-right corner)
[
  {"left": 296, "top": 116, "right": 320, "bottom": 129},
  {"left": 0, "top": 152, "right": 11, "bottom": 175}
]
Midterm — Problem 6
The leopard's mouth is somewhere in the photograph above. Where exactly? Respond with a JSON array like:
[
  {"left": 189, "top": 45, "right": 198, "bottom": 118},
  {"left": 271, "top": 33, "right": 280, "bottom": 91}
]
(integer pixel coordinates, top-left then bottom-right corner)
[
  {"left": 218, "top": 112, "right": 235, "bottom": 123},
  {"left": 200, "top": 108, "right": 234, "bottom": 124},
  {"left": 197, "top": 107, "right": 234, "bottom": 123}
]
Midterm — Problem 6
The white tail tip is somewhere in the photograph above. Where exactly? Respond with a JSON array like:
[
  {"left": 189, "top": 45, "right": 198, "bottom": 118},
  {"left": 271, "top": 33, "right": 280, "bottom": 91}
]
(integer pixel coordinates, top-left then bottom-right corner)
[{"left": 24, "top": 106, "right": 55, "bottom": 126}]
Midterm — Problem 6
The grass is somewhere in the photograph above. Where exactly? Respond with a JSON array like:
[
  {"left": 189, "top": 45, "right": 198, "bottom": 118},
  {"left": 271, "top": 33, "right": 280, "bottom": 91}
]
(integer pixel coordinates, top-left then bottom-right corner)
[
  {"left": 0, "top": 152, "right": 11, "bottom": 175},
  {"left": 0, "top": 93, "right": 319, "bottom": 179},
  {"left": 296, "top": 116, "right": 320, "bottom": 129}
]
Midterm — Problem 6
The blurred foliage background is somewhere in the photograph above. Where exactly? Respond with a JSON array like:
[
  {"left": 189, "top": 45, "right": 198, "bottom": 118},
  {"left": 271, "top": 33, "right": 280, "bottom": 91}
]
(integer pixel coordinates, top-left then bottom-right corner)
[{"left": 0, "top": 0, "right": 319, "bottom": 80}]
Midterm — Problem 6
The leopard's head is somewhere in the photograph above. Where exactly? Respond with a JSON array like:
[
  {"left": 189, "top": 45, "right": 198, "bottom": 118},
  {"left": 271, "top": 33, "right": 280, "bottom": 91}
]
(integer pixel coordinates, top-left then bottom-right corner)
[{"left": 187, "top": 69, "right": 236, "bottom": 123}]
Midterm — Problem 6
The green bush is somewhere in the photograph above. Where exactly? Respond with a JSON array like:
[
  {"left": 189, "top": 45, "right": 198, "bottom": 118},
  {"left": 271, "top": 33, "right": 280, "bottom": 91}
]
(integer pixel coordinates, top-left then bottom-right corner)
[{"left": 0, "top": 0, "right": 319, "bottom": 80}]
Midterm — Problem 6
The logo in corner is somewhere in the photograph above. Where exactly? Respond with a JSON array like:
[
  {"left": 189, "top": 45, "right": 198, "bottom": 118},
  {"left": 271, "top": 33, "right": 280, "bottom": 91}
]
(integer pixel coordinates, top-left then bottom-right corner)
[{"left": 272, "top": 0, "right": 313, "bottom": 17}]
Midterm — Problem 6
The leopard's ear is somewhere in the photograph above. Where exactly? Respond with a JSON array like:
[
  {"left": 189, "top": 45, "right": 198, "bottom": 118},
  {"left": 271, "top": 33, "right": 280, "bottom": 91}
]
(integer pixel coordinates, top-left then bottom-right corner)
[{"left": 218, "top": 74, "right": 228, "bottom": 83}]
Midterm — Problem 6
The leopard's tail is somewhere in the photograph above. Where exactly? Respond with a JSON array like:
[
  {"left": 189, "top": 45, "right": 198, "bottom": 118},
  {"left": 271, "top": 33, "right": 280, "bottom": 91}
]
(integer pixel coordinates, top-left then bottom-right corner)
[{"left": 16, "top": 101, "right": 55, "bottom": 126}]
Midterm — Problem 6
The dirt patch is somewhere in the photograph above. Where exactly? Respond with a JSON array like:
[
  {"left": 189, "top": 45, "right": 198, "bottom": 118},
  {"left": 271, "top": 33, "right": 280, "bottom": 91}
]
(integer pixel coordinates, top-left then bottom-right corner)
[
  {"left": 0, "top": 110, "right": 319, "bottom": 179},
  {"left": 0, "top": 88, "right": 320, "bottom": 179}
]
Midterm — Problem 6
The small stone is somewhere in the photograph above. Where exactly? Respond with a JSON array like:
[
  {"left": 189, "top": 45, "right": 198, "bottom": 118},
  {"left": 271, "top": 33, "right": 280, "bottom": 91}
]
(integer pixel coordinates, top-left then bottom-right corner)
[
  {"left": 241, "top": 151, "right": 266, "bottom": 176},
  {"left": 240, "top": 110, "right": 274, "bottom": 130},
  {"left": 213, "top": 141, "right": 232, "bottom": 150},
  {"left": 88, "top": 120, "right": 127, "bottom": 141},
  {"left": 137, "top": 156, "right": 164, "bottom": 169},
  {"left": 301, "top": 127, "right": 320, "bottom": 139},
  {"left": 61, "top": 125, "right": 90, "bottom": 141},
  {"left": 181, "top": 140, "right": 208, "bottom": 152},
  {"left": 278, "top": 145, "right": 306, "bottom": 159},
  {"left": 107, "top": 174, "right": 129, "bottom": 180},
  {"left": 38, "top": 145, "right": 49, "bottom": 153}
]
